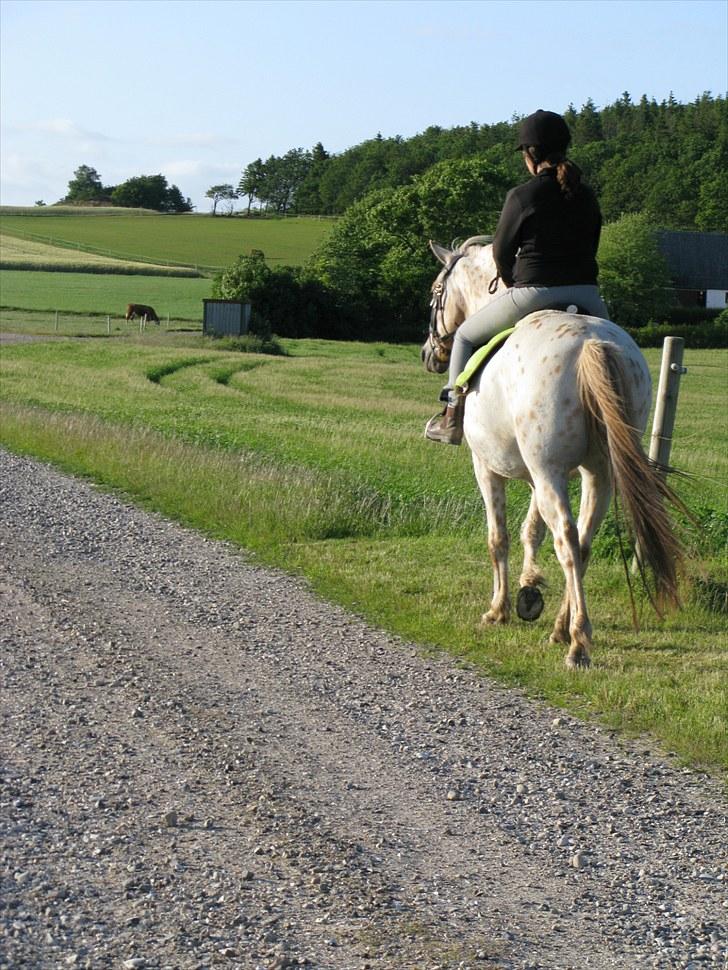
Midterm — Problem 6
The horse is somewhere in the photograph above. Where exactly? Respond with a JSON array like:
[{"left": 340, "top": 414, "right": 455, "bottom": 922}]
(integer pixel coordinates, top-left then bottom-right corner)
[
  {"left": 422, "top": 236, "right": 682, "bottom": 668},
  {"left": 125, "top": 303, "right": 160, "bottom": 324}
]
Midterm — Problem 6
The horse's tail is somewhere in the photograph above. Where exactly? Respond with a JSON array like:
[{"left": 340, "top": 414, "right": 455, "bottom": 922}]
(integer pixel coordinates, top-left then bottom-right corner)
[{"left": 577, "top": 339, "right": 683, "bottom": 611}]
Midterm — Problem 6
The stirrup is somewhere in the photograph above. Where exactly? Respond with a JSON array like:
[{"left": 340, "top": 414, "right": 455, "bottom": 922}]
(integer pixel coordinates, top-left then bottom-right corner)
[{"left": 424, "top": 399, "right": 464, "bottom": 445}]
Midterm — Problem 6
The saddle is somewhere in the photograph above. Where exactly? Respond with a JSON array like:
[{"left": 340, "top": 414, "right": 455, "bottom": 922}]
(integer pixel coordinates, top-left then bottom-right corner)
[{"left": 455, "top": 304, "right": 589, "bottom": 392}]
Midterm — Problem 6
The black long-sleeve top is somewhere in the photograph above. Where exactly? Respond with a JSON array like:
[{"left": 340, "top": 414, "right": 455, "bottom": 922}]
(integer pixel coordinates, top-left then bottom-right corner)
[{"left": 492, "top": 168, "right": 602, "bottom": 287}]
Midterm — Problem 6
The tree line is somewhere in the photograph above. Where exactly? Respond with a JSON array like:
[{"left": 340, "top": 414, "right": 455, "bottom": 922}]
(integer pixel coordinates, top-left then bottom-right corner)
[
  {"left": 237, "top": 92, "right": 726, "bottom": 232},
  {"left": 214, "top": 92, "right": 726, "bottom": 344},
  {"left": 59, "top": 165, "right": 193, "bottom": 212}
]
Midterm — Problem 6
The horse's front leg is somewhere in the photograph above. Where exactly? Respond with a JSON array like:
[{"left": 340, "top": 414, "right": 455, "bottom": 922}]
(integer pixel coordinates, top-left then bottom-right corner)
[{"left": 472, "top": 456, "right": 510, "bottom": 625}]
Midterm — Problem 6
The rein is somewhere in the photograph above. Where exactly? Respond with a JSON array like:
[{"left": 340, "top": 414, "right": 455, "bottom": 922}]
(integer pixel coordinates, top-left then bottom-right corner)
[
  {"left": 428, "top": 251, "right": 465, "bottom": 355},
  {"left": 428, "top": 236, "right": 498, "bottom": 357}
]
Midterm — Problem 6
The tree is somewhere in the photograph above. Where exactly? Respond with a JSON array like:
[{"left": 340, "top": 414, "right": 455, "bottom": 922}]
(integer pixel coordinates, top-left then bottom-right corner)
[
  {"left": 294, "top": 142, "right": 330, "bottom": 214},
  {"left": 111, "top": 174, "right": 192, "bottom": 212},
  {"left": 311, "top": 156, "right": 509, "bottom": 340},
  {"left": 598, "top": 213, "right": 674, "bottom": 326},
  {"left": 64, "top": 165, "right": 105, "bottom": 203},
  {"left": 163, "top": 184, "right": 194, "bottom": 213},
  {"left": 238, "top": 158, "right": 265, "bottom": 214},
  {"left": 205, "top": 184, "right": 238, "bottom": 216},
  {"left": 256, "top": 149, "right": 312, "bottom": 214},
  {"left": 696, "top": 169, "right": 728, "bottom": 232},
  {"left": 213, "top": 250, "right": 344, "bottom": 339}
]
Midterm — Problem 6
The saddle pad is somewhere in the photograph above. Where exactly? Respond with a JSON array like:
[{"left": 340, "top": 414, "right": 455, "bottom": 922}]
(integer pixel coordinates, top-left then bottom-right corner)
[{"left": 456, "top": 327, "right": 515, "bottom": 390}]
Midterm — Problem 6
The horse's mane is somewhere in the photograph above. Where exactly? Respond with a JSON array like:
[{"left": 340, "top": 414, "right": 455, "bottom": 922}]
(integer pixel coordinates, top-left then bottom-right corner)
[{"left": 454, "top": 234, "right": 494, "bottom": 253}]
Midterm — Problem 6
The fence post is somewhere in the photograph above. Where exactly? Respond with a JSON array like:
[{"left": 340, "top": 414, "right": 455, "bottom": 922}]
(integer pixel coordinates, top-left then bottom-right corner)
[
  {"left": 54, "top": 311, "right": 59, "bottom": 333},
  {"left": 648, "top": 336, "right": 687, "bottom": 474},
  {"left": 633, "top": 336, "right": 687, "bottom": 570},
  {"left": 106, "top": 315, "right": 111, "bottom": 335}
]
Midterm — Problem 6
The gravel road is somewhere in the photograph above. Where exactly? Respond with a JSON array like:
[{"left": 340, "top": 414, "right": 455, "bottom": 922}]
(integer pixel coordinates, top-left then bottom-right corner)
[{"left": 1, "top": 449, "right": 726, "bottom": 970}]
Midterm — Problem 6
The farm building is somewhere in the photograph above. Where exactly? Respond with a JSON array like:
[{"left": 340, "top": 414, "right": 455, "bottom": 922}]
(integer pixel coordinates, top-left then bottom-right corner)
[{"left": 657, "top": 230, "right": 728, "bottom": 309}]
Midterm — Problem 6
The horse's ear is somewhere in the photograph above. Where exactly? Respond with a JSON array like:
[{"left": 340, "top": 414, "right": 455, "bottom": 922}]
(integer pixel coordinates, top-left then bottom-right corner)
[{"left": 429, "top": 240, "right": 451, "bottom": 266}]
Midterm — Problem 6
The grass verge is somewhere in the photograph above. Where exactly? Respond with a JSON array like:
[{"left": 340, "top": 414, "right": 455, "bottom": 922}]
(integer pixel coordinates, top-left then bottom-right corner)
[{"left": 1, "top": 402, "right": 725, "bottom": 776}]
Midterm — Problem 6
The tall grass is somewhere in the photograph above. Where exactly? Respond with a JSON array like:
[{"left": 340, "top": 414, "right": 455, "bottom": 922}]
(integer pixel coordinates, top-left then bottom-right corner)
[{"left": 0, "top": 328, "right": 725, "bottom": 772}]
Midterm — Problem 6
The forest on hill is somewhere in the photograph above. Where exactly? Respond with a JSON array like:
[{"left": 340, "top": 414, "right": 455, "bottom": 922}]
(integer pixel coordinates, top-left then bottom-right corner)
[
  {"left": 219, "top": 93, "right": 727, "bottom": 344},
  {"left": 240, "top": 92, "right": 727, "bottom": 233}
]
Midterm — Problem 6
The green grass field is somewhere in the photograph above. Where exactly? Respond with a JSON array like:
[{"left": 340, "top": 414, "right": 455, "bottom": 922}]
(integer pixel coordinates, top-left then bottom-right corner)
[
  {"left": 0, "top": 271, "right": 212, "bottom": 320},
  {"left": 1, "top": 318, "right": 726, "bottom": 774},
  {"left": 0, "top": 210, "right": 335, "bottom": 270}
]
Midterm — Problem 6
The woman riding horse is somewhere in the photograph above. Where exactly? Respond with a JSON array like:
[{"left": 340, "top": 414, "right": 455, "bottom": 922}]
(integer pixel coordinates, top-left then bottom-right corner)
[{"left": 426, "top": 109, "right": 609, "bottom": 445}]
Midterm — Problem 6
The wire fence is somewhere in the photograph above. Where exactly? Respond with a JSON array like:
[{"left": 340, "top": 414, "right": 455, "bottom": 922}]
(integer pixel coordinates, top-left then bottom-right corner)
[
  {"left": 2, "top": 310, "right": 203, "bottom": 338},
  {"left": 1, "top": 226, "right": 223, "bottom": 275}
]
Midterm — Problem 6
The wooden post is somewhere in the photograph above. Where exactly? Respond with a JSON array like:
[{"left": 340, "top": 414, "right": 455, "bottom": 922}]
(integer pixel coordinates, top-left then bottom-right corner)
[
  {"left": 648, "top": 336, "right": 686, "bottom": 475},
  {"left": 54, "top": 311, "right": 59, "bottom": 332},
  {"left": 106, "top": 315, "right": 111, "bottom": 335},
  {"left": 633, "top": 336, "right": 687, "bottom": 571}
]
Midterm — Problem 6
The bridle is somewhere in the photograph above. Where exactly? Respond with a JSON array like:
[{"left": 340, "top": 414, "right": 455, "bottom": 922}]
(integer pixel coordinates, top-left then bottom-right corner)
[
  {"left": 427, "top": 251, "right": 465, "bottom": 360},
  {"left": 426, "top": 235, "right": 498, "bottom": 363}
]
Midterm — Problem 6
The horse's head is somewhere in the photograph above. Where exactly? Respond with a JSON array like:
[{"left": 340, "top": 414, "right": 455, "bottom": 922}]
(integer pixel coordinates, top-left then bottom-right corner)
[{"left": 421, "top": 240, "right": 468, "bottom": 374}]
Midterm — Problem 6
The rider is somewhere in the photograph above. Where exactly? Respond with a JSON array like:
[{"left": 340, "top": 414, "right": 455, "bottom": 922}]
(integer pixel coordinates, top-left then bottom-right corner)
[{"left": 425, "top": 109, "right": 609, "bottom": 445}]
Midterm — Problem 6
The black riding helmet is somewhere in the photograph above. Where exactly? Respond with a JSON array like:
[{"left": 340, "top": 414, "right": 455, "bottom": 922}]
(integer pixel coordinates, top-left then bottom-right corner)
[{"left": 517, "top": 109, "right": 571, "bottom": 155}]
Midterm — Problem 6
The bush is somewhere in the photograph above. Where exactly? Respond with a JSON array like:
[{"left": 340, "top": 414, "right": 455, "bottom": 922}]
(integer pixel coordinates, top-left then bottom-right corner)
[
  {"left": 625, "top": 313, "right": 728, "bottom": 348},
  {"left": 598, "top": 213, "right": 674, "bottom": 327},
  {"left": 206, "top": 333, "right": 285, "bottom": 355},
  {"left": 212, "top": 251, "right": 352, "bottom": 340},
  {"left": 664, "top": 306, "right": 723, "bottom": 326}
]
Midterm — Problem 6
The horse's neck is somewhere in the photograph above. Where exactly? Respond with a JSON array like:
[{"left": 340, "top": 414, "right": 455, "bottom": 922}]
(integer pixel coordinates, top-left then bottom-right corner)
[{"left": 457, "top": 246, "right": 501, "bottom": 317}]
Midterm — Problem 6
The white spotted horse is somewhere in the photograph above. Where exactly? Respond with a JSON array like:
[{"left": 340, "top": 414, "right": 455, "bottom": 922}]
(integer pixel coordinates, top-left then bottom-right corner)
[{"left": 422, "top": 236, "right": 682, "bottom": 668}]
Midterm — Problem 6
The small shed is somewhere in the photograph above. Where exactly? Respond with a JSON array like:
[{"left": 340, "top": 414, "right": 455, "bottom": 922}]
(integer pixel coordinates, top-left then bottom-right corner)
[
  {"left": 656, "top": 231, "right": 728, "bottom": 309},
  {"left": 203, "top": 299, "right": 251, "bottom": 336}
]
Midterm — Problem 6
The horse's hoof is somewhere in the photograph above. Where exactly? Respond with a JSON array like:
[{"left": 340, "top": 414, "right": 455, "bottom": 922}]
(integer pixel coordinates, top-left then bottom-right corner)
[
  {"left": 480, "top": 611, "right": 508, "bottom": 627},
  {"left": 565, "top": 653, "right": 591, "bottom": 670},
  {"left": 516, "top": 586, "right": 544, "bottom": 621}
]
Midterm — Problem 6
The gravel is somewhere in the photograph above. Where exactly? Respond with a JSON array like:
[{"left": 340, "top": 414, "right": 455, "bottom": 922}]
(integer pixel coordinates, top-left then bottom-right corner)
[{"left": 1, "top": 449, "right": 726, "bottom": 970}]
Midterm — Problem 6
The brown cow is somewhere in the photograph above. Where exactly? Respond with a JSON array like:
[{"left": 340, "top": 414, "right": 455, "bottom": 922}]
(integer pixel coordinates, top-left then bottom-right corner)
[{"left": 125, "top": 303, "right": 161, "bottom": 324}]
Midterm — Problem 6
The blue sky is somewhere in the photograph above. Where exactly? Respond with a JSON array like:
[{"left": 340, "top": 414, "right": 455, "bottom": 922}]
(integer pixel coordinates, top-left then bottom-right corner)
[{"left": 1, "top": 0, "right": 726, "bottom": 211}]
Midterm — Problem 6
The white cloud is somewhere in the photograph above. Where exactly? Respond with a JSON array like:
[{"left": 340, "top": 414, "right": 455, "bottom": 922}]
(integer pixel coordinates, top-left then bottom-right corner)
[
  {"left": 163, "top": 159, "right": 242, "bottom": 179},
  {"left": 146, "top": 132, "right": 237, "bottom": 149},
  {"left": 21, "top": 118, "right": 112, "bottom": 142},
  {"left": 162, "top": 159, "right": 207, "bottom": 178}
]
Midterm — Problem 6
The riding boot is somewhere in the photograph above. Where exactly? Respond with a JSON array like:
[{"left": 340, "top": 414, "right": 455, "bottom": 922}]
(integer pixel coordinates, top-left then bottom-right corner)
[{"left": 424, "top": 389, "right": 465, "bottom": 445}]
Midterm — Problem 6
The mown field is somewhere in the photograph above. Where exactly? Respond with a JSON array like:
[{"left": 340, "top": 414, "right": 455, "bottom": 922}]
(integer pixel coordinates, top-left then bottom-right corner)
[
  {"left": 0, "top": 209, "right": 335, "bottom": 270},
  {"left": 1, "top": 313, "right": 726, "bottom": 775},
  {"left": 0, "top": 271, "right": 212, "bottom": 321},
  {"left": 0, "top": 233, "right": 203, "bottom": 278}
]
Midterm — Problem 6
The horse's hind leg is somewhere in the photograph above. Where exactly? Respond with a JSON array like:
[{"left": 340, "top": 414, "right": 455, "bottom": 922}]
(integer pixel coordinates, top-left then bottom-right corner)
[
  {"left": 472, "top": 456, "right": 511, "bottom": 625},
  {"left": 551, "top": 465, "right": 611, "bottom": 647},
  {"left": 533, "top": 475, "right": 592, "bottom": 668},
  {"left": 517, "top": 488, "right": 546, "bottom": 621}
]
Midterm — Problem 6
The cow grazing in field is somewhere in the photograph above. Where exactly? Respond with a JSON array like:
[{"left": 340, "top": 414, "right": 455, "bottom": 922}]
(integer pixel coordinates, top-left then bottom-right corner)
[{"left": 125, "top": 303, "right": 161, "bottom": 324}]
